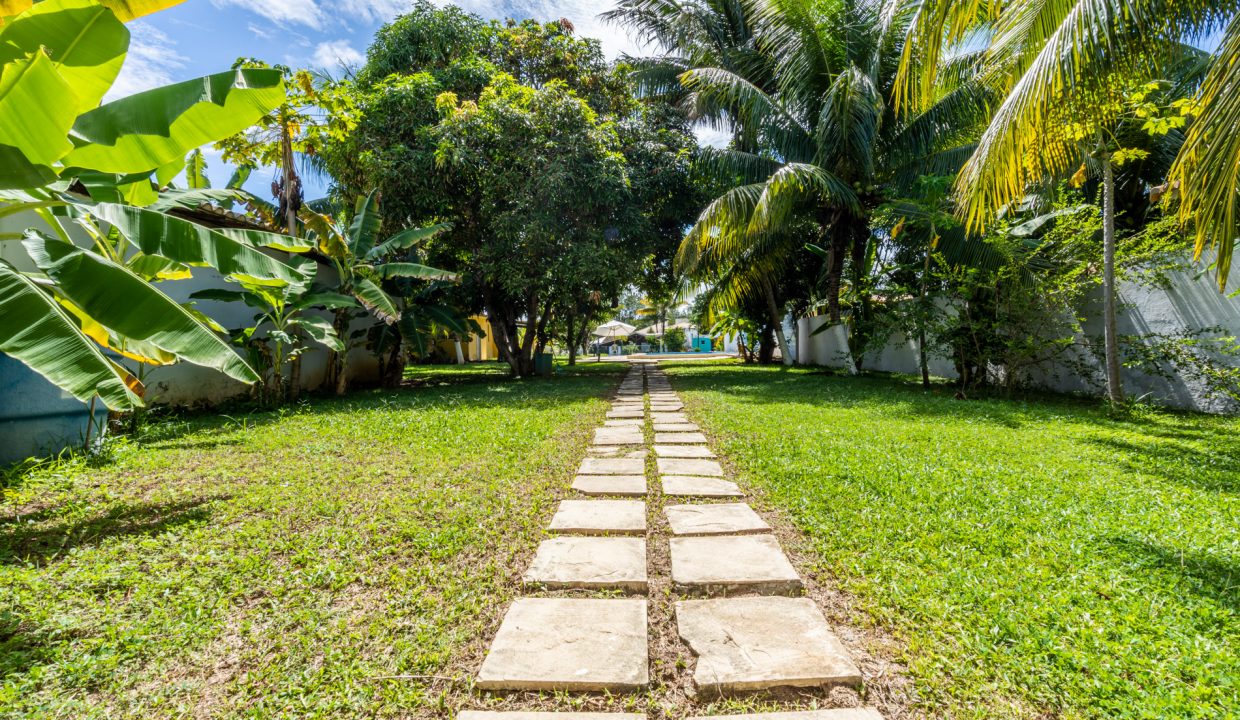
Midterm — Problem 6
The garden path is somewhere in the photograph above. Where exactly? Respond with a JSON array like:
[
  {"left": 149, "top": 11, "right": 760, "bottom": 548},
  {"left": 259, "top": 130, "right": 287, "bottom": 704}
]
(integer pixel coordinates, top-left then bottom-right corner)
[{"left": 470, "top": 364, "right": 883, "bottom": 719}]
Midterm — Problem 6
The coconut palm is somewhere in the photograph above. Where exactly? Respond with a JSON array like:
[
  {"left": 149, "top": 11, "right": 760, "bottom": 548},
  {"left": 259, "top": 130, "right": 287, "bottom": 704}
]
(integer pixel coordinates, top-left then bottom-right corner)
[
  {"left": 892, "top": 0, "right": 1240, "bottom": 289},
  {"left": 621, "top": 0, "right": 991, "bottom": 364},
  {"left": 889, "top": 0, "right": 1236, "bottom": 404}
]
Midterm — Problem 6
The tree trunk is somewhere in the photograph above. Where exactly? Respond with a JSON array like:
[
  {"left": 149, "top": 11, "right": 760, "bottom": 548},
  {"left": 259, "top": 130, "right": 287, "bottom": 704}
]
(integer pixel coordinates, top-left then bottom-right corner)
[
  {"left": 763, "top": 282, "right": 794, "bottom": 366},
  {"left": 1102, "top": 156, "right": 1125, "bottom": 406},
  {"left": 566, "top": 312, "right": 577, "bottom": 366},
  {"left": 281, "top": 124, "right": 298, "bottom": 236},
  {"left": 290, "top": 353, "right": 302, "bottom": 401},
  {"left": 758, "top": 324, "right": 775, "bottom": 364},
  {"left": 919, "top": 248, "right": 932, "bottom": 389}
]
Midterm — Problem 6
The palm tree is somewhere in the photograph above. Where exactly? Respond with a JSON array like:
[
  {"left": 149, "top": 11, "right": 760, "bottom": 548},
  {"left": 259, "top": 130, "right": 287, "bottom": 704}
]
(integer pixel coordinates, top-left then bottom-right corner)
[
  {"left": 614, "top": 0, "right": 991, "bottom": 365},
  {"left": 889, "top": 0, "right": 1238, "bottom": 404}
]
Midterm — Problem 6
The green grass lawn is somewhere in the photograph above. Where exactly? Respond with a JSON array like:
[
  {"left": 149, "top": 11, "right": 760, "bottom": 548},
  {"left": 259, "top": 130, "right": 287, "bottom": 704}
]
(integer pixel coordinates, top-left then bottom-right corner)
[
  {"left": 664, "top": 361, "right": 1239, "bottom": 719},
  {"left": 0, "top": 362, "right": 624, "bottom": 718}
]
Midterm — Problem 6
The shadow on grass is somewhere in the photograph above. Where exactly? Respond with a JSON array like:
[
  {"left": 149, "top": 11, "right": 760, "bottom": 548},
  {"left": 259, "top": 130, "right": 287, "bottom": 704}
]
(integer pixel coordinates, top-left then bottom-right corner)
[
  {"left": 1082, "top": 434, "right": 1240, "bottom": 494},
  {"left": 0, "top": 496, "right": 222, "bottom": 567},
  {"left": 1109, "top": 536, "right": 1240, "bottom": 612}
]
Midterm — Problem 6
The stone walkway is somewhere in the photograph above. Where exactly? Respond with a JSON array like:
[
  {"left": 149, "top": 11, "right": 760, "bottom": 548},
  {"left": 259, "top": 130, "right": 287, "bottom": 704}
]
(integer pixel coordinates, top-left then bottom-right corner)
[{"left": 472, "top": 363, "right": 883, "bottom": 719}]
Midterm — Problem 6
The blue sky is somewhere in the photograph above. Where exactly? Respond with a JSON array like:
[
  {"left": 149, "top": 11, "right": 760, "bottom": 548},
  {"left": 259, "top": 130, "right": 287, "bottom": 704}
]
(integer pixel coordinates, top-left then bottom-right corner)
[{"left": 119, "top": 0, "right": 655, "bottom": 198}]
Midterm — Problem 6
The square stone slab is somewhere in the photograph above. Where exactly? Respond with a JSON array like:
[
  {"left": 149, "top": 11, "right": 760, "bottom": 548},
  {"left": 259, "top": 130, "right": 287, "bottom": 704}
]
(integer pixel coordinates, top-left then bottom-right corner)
[
  {"left": 664, "top": 503, "right": 770, "bottom": 535},
  {"left": 462, "top": 713, "right": 647, "bottom": 720},
  {"left": 686, "top": 711, "right": 883, "bottom": 720},
  {"left": 549, "top": 500, "right": 646, "bottom": 535},
  {"left": 594, "top": 427, "right": 644, "bottom": 446},
  {"left": 655, "top": 432, "right": 708, "bottom": 444},
  {"left": 653, "top": 423, "right": 700, "bottom": 432},
  {"left": 650, "top": 413, "right": 690, "bottom": 424},
  {"left": 607, "top": 409, "right": 645, "bottom": 419},
  {"left": 675, "top": 597, "right": 861, "bottom": 694},
  {"left": 670, "top": 535, "right": 800, "bottom": 595},
  {"left": 573, "top": 475, "right": 646, "bottom": 497},
  {"left": 477, "top": 598, "right": 649, "bottom": 690},
  {"left": 654, "top": 445, "right": 716, "bottom": 459},
  {"left": 658, "top": 458, "right": 724, "bottom": 477},
  {"left": 587, "top": 446, "right": 625, "bottom": 457},
  {"left": 523, "top": 537, "right": 648, "bottom": 591},
  {"left": 604, "top": 418, "right": 645, "bottom": 427},
  {"left": 662, "top": 476, "right": 744, "bottom": 498},
  {"left": 579, "top": 457, "right": 645, "bottom": 475}
]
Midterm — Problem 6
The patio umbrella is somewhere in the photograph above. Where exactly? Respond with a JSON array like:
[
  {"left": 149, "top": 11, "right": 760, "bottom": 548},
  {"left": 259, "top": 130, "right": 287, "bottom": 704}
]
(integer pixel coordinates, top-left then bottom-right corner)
[{"left": 592, "top": 321, "right": 636, "bottom": 359}]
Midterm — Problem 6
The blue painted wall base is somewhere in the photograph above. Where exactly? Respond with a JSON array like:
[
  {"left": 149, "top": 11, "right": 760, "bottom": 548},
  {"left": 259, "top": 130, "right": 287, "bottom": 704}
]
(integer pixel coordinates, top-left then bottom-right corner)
[{"left": 0, "top": 354, "right": 109, "bottom": 465}]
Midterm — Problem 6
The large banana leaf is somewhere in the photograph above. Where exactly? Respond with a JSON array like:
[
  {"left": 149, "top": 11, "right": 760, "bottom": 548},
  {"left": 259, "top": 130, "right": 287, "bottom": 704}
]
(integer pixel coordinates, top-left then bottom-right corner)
[
  {"left": 375, "top": 262, "right": 457, "bottom": 281},
  {"left": 90, "top": 202, "right": 311, "bottom": 286},
  {"left": 352, "top": 275, "right": 399, "bottom": 324},
  {"left": 0, "top": 51, "right": 77, "bottom": 187},
  {"left": 0, "top": 258, "right": 142, "bottom": 409},
  {"left": 291, "top": 314, "right": 343, "bottom": 351},
  {"left": 0, "top": 0, "right": 184, "bottom": 23},
  {"left": 64, "top": 68, "right": 284, "bottom": 174},
  {"left": 22, "top": 232, "right": 260, "bottom": 384},
  {"left": 0, "top": 0, "right": 129, "bottom": 113},
  {"left": 346, "top": 190, "right": 380, "bottom": 260},
  {"left": 364, "top": 222, "right": 450, "bottom": 261}
]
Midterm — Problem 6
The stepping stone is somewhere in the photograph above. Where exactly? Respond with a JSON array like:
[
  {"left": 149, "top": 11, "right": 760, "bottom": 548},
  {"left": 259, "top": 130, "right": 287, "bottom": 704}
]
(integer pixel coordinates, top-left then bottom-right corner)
[
  {"left": 523, "top": 537, "right": 648, "bottom": 591},
  {"left": 549, "top": 500, "right": 646, "bottom": 535},
  {"left": 588, "top": 446, "right": 625, "bottom": 457},
  {"left": 653, "top": 423, "right": 699, "bottom": 432},
  {"left": 649, "top": 404, "right": 684, "bottom": 412},
  {"left": 654, "top": 445, "right": 716, "bottom": 459},
  {"left": 650, "top": 413, "right": 690, "bottom": 424},
  {"left": 662, "top": 476, "right": 744, "bottom": 498},
  {"left": 687, "top": 711, "right": 884, "bottom": 720},
  {"left": 670, "top": 535, "right": 801, "bottom": 594},
  {"left": 665, "top": 503, "right": 769, "bottom": 535},
  {"left": 655, "top": 432, "right": 708, "bottom": 444},
  {"left": 579, "top": 457, "right": 645, "bottom": 475},
  {"left": 477, "top": 598, "right": 649, "bottom": 690},
  {"left": 675, "top": 596, "right": 861, "bottom": 694},
  {"left": 462, "top": 713, "right": 646, "bottom": 720},
  {"left": 658, "top": 458, "right": 724, "bottom": 477},
  {"left": 594, "top": 427, "right": 644, "bottom": 445},
  {"left": 573, "top": 475, "right": 646, "bottom": 497},
  {"left": 604, "top": 418, "right": 644, "bottom": 427},
  {"left": 623, "top": 449, "right": 648, "bottom": 459},
  {"left": 607, "top": 409, "right": 645, "bottom": 419}
]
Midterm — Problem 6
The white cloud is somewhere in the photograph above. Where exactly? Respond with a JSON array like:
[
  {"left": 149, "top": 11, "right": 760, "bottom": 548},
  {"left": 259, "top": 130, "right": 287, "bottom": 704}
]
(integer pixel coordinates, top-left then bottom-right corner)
[
  {"left": 434, "top": 0, "right": 648, "bottom": 59},
  {"left": 211, "top": 0, "right": 409, "bottom": 31},
  {"left": 247, "top": 22, "right": 275, "bottom": 40},
  {"left": 105, "top": 22, "right": 188, "bottom": 101},
  {"left": 694, "top": 124, "right": 731, "bottom": 149},
  {"left": 211, "top": 0, "right": 325, "bottom": 30},
  {"left": 312, "top": 39, "right": 365, "bottom": 70}
]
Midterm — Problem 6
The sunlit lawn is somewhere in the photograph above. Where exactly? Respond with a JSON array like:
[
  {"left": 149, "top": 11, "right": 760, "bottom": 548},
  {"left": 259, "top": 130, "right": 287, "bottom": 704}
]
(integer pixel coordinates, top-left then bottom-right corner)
[
  {"left": 0, "top": 362, "right": 624, "bottom": 718},
  {"left": 667, "top": 361, "right": 1239, "bottom": 719}
]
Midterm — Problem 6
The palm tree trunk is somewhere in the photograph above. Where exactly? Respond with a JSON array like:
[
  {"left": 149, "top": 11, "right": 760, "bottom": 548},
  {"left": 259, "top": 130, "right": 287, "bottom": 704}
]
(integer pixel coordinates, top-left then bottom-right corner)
[
  {"left": 281, "top": 123, "right": 297, "bottom": 236},
  {"left": 1102, "top": 156, "right": 1124, "bottom": 406},
  {"left": 919, "top": 247, "right": 932, "bottom": 389},
  {"left": 763, "top": 282, "right": 794, "bottom": 366}
]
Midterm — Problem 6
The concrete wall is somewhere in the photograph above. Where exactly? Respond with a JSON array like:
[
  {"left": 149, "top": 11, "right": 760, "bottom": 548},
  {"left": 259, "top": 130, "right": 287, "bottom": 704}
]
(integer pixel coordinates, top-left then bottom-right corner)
[
  {"left": 795, "top": 252, "right": 1240, "bottom": 413},
  {"left": 795, "top": 316, "right": 855, "bottom": 371}
]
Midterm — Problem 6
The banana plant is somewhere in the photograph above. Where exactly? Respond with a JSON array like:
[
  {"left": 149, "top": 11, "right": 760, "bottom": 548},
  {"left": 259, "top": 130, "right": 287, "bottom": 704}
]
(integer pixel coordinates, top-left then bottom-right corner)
[
  {"left": 0, "top": 0, "right": 302, "bottom": 411},
  {"left": 191, "top": 265, "right": 356, "bottom": 404},
  {"left": 299, "top": 189, "right": 455, "bottom": 393}
]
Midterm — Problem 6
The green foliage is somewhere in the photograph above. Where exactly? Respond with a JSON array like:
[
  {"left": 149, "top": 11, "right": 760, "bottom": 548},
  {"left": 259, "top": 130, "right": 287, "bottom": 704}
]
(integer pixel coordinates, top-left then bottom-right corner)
[
  {"left": 0, "top": 0, "right": 295, "bottom": 411},
  {"left": 668, "top": 362, "right": 1240, "bottom": 719},
  {"left": 662, "top": 326, "right": 687, "bottom": 351}
]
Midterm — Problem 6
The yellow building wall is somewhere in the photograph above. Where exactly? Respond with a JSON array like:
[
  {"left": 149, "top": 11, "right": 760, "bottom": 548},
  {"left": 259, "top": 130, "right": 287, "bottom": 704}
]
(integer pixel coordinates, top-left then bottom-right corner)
[{"left": 431, "top": 315, "right": 500, "bottom": 361}]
